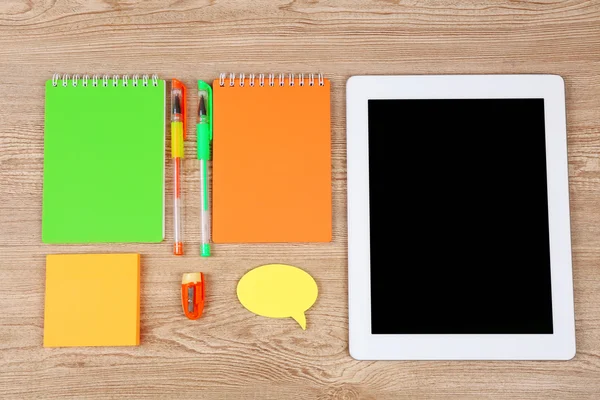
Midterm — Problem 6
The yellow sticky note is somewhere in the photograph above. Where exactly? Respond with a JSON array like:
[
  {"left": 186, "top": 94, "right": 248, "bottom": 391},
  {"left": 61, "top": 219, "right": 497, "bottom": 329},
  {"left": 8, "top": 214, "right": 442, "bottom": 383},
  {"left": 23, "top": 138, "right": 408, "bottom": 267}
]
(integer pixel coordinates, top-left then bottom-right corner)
[
  {"left": 237, "top": 264, "right": 318, "bottom": 330},
  {"left": 44, "top": 254, "right": 140, "bottom": 347}
]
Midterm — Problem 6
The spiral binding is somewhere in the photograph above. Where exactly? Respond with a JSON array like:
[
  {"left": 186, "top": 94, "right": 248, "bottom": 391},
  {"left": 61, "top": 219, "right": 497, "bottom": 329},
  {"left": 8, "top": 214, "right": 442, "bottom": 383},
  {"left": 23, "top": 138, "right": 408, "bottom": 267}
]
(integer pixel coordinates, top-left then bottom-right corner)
[
  {"left": 218, "top": 73, "right": 325, "bottom": 88},
  {"left": 51, "top": 73, "right": 160, "bottom": 88}
]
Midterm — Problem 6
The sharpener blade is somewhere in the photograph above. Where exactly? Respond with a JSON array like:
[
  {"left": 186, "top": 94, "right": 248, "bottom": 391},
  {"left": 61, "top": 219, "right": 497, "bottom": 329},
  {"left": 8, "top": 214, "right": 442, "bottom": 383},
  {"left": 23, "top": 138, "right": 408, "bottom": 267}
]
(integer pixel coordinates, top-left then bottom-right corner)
[{"left": 188, "top": 286, "right": 194, "bottom": 313}]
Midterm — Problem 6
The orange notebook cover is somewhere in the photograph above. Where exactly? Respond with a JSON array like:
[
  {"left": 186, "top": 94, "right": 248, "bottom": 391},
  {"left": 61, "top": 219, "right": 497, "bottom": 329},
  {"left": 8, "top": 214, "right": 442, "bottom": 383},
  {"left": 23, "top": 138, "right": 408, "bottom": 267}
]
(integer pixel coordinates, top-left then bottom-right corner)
[
  {"left": 212, "top": 74, "right": 332, "bottom": 243},
  {"left": 43, "top": 254, "right": 140, "bottom": 347}
]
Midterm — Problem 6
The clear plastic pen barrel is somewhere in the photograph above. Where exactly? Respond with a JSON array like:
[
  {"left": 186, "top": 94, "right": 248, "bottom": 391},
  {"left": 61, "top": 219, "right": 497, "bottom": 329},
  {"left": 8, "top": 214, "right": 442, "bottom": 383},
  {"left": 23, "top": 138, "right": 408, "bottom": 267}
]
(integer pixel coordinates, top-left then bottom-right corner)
[{"left": 200, "top": 158, "right": 211, "bottom": 256}]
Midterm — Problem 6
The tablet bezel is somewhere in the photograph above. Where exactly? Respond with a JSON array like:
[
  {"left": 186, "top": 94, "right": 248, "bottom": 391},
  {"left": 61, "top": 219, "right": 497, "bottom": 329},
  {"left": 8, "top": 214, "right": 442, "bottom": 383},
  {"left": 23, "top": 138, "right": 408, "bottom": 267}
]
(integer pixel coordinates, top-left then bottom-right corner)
[{"left": 346, "top": 75, "right": 575, "bottom": 360}]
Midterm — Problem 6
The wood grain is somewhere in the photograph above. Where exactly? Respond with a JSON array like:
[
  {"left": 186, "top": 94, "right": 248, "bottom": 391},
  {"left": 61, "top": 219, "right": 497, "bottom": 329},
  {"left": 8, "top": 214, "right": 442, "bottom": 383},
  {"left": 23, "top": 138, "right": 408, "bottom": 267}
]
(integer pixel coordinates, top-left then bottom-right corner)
[{"left": 0, "top": 0, "right": 599, "bottom": 398}]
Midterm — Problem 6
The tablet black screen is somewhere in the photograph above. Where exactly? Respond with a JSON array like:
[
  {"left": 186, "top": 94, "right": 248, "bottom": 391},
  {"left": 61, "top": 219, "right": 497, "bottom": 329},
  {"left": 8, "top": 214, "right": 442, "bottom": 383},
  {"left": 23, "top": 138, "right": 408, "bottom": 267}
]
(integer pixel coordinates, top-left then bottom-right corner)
[{"left": 368, "top": 99, "right": 553, "bottom": 334}]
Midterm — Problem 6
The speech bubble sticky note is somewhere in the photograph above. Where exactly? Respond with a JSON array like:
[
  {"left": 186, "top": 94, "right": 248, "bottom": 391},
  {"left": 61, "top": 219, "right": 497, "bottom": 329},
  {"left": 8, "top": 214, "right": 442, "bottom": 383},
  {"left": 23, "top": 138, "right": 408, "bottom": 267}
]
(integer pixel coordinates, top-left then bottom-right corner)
[{"left": 237, "top": 264, "right": 318, "bottom": 330}]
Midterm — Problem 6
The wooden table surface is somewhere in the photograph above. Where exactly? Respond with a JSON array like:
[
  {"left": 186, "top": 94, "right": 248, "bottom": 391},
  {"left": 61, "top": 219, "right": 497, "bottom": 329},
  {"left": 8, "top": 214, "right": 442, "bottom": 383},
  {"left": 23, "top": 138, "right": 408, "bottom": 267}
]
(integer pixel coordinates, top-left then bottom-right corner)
[{"left": 1, "top": 0, "right": 599, "bottom": 399}]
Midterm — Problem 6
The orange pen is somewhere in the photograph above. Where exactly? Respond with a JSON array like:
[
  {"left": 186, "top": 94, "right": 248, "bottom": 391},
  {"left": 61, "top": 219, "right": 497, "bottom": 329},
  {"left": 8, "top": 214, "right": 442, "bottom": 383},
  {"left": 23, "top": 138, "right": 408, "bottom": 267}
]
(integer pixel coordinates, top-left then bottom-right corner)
[
  {"left": 171, "top": 79, "right": 186, "bottom": 255},
  {"left": 181, "top": 273, "right": 205, "bottom": 320}
]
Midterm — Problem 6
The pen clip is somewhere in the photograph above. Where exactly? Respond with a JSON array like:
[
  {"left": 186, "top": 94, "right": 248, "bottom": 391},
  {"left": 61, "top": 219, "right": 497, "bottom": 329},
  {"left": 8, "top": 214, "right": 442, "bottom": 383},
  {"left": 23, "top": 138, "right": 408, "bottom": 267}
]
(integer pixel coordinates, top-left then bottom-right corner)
[{"left": 172, "top": 79, "right": 187, "bottom": 139}]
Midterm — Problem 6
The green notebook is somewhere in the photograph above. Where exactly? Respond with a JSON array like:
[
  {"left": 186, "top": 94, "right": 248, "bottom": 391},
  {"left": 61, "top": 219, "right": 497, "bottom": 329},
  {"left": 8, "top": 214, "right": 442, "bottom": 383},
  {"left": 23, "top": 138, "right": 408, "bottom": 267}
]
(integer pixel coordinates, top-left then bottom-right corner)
[{"left": 43, "top": 74, "right": 165, "bottom": 243}]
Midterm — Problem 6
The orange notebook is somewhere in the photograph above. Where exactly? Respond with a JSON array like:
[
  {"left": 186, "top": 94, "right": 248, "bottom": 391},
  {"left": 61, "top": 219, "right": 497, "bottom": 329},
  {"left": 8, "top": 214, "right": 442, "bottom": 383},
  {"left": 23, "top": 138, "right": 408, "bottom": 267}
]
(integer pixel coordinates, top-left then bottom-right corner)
[
  {"left": 44, "top": 254, "right": 140, "bottom": 347},
  {"left": 212, "top": 73, "right": 332, "bottom": 243}
]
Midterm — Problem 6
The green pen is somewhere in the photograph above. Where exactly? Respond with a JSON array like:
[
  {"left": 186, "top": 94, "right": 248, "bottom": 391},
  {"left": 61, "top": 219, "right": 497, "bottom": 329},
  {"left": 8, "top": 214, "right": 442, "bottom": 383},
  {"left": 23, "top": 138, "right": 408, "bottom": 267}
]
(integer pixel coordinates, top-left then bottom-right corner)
[{"left": 197, "top": 81, "right": 213, "bottom": 256}]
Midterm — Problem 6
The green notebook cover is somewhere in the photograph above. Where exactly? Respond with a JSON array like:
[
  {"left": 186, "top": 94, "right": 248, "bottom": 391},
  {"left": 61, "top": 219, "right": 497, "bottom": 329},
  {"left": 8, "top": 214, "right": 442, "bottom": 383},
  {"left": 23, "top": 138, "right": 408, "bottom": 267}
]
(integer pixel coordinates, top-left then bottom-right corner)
[{"left": 43, "top": 75, "right": 165, "bottom": 243}]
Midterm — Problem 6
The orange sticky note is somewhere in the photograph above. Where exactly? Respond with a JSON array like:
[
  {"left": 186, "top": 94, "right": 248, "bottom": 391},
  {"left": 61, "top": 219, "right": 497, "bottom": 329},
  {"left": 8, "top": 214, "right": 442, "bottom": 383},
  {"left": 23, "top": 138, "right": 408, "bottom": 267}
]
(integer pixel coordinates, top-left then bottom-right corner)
[{"left": 43, "top": 254, "right": 140, "bottom": 347}]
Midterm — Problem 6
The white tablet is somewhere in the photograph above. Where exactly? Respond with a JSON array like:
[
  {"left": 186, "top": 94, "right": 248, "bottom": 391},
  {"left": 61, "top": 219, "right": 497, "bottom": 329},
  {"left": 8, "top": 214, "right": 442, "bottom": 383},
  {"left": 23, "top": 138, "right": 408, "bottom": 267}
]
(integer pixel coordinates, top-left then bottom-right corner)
[{"left": 346, "top": 75, "right": 575, "bottom": 360}]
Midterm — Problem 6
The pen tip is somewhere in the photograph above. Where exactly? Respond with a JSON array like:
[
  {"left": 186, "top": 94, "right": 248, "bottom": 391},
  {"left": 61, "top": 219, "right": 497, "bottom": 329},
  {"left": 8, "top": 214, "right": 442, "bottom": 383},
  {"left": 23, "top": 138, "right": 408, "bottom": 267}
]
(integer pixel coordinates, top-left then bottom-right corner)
[
  {"left": 199, "top": 95, "right": 206, "bottom": 117},
  {"left": 173, "top": 94, "right": 181, "bottom": 114}
]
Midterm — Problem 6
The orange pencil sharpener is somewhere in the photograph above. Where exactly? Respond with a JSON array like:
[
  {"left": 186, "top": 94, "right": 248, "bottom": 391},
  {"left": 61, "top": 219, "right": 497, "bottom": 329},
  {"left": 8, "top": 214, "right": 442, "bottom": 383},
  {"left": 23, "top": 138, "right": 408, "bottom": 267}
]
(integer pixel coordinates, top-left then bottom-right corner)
[{"left": 181, "top": 272, "right": 205, "bottom": 320}]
